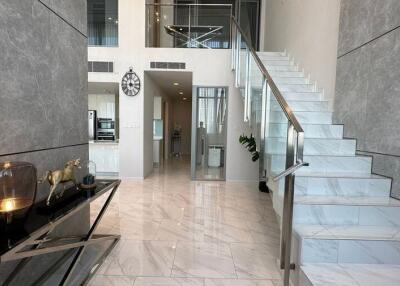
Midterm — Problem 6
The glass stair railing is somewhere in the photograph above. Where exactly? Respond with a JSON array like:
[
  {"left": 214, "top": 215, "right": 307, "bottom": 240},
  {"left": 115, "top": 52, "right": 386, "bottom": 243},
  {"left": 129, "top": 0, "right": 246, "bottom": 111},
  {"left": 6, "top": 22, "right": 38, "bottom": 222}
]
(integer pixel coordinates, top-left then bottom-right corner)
[{"left": 231, "top": 16, "right": 308, "bottom": 286}]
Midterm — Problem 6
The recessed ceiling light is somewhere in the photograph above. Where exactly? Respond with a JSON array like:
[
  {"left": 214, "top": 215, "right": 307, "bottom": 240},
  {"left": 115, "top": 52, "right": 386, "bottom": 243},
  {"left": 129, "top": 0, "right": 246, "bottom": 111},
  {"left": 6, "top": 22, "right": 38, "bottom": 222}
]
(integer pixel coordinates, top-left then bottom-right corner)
[
  {"left": 173, "top": 82, "right": 179, "bottom": 86},
  {"left": 108, "top": 17, "right": 112, "bottom": 20},
  {"left": 182, "top": 97, "right": 187, "bottom": 101},
  {"left": 179, "top": 91, "right": 183, "bottom": 95}
]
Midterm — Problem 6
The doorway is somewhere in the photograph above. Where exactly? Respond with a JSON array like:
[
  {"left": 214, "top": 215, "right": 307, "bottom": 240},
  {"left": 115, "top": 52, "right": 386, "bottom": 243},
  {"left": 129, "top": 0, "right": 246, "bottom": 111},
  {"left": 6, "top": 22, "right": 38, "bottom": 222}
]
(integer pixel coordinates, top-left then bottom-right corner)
[
  {"left": 191, "top": 87, "right": 227, "bottom": 180},
  {"left": 144, "top": 70, "right": 193, "bottom": 177}
]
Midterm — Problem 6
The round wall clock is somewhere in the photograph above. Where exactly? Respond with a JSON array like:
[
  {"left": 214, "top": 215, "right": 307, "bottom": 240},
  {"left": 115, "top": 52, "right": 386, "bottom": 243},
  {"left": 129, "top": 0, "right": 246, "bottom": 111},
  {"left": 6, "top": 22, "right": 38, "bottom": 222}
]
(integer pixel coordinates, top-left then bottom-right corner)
[{"left": 121, "top": 67, "right": 140, "bottom": 96}]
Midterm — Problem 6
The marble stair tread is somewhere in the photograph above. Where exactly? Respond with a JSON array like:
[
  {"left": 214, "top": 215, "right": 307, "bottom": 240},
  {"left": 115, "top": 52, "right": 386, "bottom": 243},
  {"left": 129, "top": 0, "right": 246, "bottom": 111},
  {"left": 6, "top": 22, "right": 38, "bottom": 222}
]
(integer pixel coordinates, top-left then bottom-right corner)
[
  {"left": 294, "top": 224, "right": 400, "bottom": 241},
  {"left": 274, "top": 77, "right": 309, "bottom": 84},
  {"left": 294, "top": 195, "right": 400, "bottom": 206},
  {"left": 270, "top": 154, "right": 373, "bottom": 174},
  {"left": 295, "top": 172, "right": 385, "bottom": 179},
  {"left": 270, "top": 111, "right": 332, "bottom": 124},
  {"left": 263, "top": 60, "right": 292, "bottom": 66},
  {"left": 268, "top": 70, "right": 304, "bottom": 78},
  {"left": 300, "top": 263, "right": 400, "bottom": 286},
  {"left": 276, "top": 83, "right": 316, "bottom": 92},
  {"left": 282, "top": 91, "right": 323, "bottom": 101},
  {"left": 266, "top": 137, "right": 356, "bottom": 156},
  {"left": 256, "top": 51, "right": 286, "bottom": 57},
  {"left": 263, "top": 64, "right": 298, "bottom": 72}
]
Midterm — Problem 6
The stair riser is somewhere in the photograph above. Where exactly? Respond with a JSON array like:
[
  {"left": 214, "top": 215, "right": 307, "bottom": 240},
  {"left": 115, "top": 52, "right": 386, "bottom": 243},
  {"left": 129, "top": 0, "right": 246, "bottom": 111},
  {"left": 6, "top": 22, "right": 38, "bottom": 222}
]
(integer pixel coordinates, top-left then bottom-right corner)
[
  {"left": 295, "top": 176, "right": 392, "bottom": 197},
  {"left": 269, "top": 71, "right": 304, "bottom": 77},
  {"left": 283, "top": 92, "right": 322, "bottom": 101},
  {"left": 271, "top": 100, "right": 330, "bottom": 112},
  {"left": 300, "top": 238, "right": 400, "bottom": 264},
  {"left": 266, "top": 138, "right": 356, "bottom": 156},
  {"left": 270, "top": 111, "right": 332, "bottom": 124},
  {"left": 268, "top": 123, "right": 343, "bottom": 139},
  {"left": 267, "top": 154, "right": 372, "bottom": 174},
  {"left": 275, "top": 77, "right": 309, "bottom": 84},
  {"left": 263, "top": 60, "right": 292, "bottom": 66},
  {"left": 259, "top": 56, "right": 290, "bottom": 61},
  {"left": 265, "top": 65, "right": 298, "bottom": 72},
  {"left": 294, "top": 204, "right": 400, "bottom": 226},
  {"left": 278, "top": 84, "right": 316, "bottom": 92},
  {"left": 257, "top": 52, "right": 285, "bottom": 57}
]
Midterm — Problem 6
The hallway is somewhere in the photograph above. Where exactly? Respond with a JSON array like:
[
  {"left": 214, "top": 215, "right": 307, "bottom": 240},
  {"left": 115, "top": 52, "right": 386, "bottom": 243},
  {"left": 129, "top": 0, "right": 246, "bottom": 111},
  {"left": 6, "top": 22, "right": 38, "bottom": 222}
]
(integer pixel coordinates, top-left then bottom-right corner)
[{"left": 90, "top": 158, "right": 282, "bottom": 285}]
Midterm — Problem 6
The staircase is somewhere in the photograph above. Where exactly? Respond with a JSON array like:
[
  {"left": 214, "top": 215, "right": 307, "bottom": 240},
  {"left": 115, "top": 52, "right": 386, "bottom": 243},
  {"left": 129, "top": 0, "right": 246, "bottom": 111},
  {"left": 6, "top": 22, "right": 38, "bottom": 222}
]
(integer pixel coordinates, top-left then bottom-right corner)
[{"left": 258, "top": 52, "right": 400, "bottom": 286}]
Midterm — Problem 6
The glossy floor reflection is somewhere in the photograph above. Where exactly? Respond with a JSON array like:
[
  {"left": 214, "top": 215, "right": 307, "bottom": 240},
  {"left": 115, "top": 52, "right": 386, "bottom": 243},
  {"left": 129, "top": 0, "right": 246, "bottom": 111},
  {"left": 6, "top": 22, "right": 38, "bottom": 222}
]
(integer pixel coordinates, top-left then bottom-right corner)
[{"left": 89, "top": 157, "right": 282, "bottom": 285}]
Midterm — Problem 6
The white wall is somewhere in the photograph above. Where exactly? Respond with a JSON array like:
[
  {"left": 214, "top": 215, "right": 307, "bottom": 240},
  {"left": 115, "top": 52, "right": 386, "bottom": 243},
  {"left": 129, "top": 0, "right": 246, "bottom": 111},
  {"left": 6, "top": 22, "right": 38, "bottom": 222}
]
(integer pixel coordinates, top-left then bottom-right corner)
[
  {"left": 88, "top": 0, "right": 258, "bottom": 180},
  {"left": 263, "top": 0, "right": 341, "bottom": 104}
]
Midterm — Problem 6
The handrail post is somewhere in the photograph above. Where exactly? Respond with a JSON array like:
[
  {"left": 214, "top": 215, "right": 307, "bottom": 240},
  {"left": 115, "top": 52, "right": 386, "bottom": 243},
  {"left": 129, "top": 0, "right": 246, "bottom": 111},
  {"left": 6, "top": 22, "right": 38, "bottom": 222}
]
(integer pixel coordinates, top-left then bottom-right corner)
[
  {"left": 231, "top": 23, "right": 236, "bottom": 71},
  {"left": 244, "top": 48, "right": 251, "bottom": 122},
  {"left": 235, "top": 33, "right": 241, "bottom": 87},
  {"left": 280, "top": 123, "right": 296, "bottom": 286},
  {"left": 259, "top": 77, "right": 267, "bottom": 186}
]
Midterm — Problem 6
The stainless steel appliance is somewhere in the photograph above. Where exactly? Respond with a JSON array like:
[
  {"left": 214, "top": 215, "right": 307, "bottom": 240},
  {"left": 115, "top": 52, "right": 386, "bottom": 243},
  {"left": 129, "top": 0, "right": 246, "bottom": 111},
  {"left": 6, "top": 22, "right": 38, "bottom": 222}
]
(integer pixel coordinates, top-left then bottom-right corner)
[
  {"left": 88, "top": 110, "right": 97, "bottom": 140},
  {"left": 97, "top": 118, "right": 115, "bottom": 141}
]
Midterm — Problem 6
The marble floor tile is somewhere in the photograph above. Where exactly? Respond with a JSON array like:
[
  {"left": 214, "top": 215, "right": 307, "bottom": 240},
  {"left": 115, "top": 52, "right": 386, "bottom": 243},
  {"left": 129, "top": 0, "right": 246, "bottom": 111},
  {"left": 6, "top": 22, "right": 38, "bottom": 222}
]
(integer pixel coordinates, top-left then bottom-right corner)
[
  {"left": 230, "top": 243, "right": 281, "bottom": 279},
  {"left": 204, "top": 220, "right": 254, "bottom": 243},
  {"left": 172, "top": 242, "right": 237, "bottom": 278},
  {"left": 101, "top": 240, "right": 176, "bottom": 276},
  {"left": 88, "top": 275, "right": 136, "bottom": 286},
  {"left": 119, "top": 217, "right": 161, "bottom": 240},
  {"left": 90, "top": 158, "right": 282, "bottom": 285},
  {"left": 133, "top": 277, "right": 204, "bottom": 286},
  {"left": 204, "top": 278, "right": 275, "bottom": 286},
  {"left": 156, "top": 219, "right": 205, "bottom": 242}
]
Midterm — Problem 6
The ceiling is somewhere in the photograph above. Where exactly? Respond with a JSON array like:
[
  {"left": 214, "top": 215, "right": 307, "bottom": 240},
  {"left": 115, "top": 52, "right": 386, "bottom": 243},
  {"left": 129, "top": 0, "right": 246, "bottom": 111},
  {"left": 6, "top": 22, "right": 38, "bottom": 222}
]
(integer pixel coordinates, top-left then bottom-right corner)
[
  {"left": 146, "top": 70, "right": 193, "bottom": 100},
  {"left": 88, "top": 82, "right": 119, "bottom": 95}
]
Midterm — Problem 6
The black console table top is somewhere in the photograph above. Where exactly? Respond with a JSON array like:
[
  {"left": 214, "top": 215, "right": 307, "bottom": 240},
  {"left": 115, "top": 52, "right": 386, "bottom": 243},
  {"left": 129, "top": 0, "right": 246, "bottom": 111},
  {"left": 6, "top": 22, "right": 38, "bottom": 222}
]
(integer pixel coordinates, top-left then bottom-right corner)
[{"left": 0, "top": 179, "right": 119, "bottom": 260}]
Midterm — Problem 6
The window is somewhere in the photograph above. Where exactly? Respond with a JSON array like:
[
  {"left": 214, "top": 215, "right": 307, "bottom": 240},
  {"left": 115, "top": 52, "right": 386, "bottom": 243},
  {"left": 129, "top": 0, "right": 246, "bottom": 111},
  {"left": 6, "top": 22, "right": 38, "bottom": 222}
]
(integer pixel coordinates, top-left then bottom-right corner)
[{"left": 88, "top": 0, "right": 118, "bottom": 46}]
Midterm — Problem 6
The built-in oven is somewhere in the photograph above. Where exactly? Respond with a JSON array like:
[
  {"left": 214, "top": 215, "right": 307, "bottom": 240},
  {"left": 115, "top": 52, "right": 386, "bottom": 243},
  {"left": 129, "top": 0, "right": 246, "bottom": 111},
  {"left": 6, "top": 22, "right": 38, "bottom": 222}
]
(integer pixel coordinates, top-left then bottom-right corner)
[{"left": 97, "top": 118, "right": 115, "bottom": 141}]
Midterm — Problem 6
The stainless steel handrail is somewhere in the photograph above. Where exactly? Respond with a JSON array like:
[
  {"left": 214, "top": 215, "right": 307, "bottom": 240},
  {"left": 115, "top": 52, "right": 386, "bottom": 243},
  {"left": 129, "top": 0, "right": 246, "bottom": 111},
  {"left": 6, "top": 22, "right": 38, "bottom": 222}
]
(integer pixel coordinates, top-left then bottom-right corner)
[
  {"left": 231, "top": 17, "right": 304, "bottom": 135},
  {"left": 273, "top": 161, "right": 309, "bottom": 181},
  {"left": 231, "top": 16, "right": 307, "bottom": 286}
]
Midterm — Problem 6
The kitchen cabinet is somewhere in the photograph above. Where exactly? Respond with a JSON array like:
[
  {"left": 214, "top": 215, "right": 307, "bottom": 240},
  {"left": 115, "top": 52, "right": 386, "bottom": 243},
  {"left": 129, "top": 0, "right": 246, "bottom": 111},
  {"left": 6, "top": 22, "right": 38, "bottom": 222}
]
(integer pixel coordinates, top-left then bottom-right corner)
[
  {"left": 154, "top": 96, "right": 162, "bottom": 120},
  {"left": 89, "top": 142, "right": 119, "bottom": 174},
  {"left": 88, "top": 94, "right": 116, "bottom": 120}
]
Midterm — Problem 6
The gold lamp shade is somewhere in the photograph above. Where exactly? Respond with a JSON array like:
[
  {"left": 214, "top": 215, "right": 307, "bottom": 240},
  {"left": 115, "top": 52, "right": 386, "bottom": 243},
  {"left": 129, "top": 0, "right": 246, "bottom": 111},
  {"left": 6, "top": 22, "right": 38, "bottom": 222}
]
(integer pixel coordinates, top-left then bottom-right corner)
[{"left": 0, "top": 161, "right": 37, "bottom": 222}]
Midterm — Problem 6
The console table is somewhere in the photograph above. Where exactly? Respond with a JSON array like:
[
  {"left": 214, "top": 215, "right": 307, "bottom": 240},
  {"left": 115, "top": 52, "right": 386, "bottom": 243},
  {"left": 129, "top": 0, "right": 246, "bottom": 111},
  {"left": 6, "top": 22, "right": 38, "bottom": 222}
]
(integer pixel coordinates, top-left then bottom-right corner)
[{"left": 0, "top": 179, "right": 121, "bottom": 286}]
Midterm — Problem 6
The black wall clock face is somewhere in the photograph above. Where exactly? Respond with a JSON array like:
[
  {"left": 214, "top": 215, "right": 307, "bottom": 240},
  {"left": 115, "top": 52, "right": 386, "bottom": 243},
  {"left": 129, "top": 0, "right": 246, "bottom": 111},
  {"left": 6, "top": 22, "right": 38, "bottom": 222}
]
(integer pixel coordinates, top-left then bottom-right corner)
[{"left": 122, "top": 67, "right": 140, "bottom": 96}]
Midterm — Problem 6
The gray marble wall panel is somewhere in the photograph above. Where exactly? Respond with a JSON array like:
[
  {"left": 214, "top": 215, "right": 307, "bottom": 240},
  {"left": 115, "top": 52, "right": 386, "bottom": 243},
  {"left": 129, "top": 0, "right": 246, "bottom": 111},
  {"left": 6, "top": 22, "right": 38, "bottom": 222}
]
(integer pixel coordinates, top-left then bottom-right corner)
[
  {"left": 338, "top": 0, "right": 400, "bottom": 56},
  {"left": 0, "top": 0, "right": 89, "bottom": 283},
  {"left": 39, "top": 0, "right": 87, "bottom": 35},
  {"left": 0, "top": 144, "right": 88, "bottom": 202},
  {"left": 0, "top": 0, "right": 88, "bottom": 156},
  {"left": 334, "top": 1, "right": 400, "bottom": 199}
]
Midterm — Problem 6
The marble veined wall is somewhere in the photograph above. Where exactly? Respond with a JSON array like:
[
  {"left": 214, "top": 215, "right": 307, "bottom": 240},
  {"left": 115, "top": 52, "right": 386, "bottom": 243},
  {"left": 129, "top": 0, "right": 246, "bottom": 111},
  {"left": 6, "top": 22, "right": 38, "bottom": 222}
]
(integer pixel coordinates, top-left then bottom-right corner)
[
  {"left": 334, "top": 0, "right": 400, "bottom": 198},
  {"left": 0, "top": 0, "right": 89, "bottom": 284}
]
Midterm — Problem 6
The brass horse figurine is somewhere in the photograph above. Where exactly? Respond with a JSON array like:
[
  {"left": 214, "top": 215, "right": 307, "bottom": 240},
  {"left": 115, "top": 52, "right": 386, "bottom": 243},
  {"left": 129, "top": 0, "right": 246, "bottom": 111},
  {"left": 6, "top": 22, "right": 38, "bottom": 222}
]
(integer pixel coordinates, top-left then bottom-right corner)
[{"left": 39, "top": 159, "right": 81, "bottom": 206}]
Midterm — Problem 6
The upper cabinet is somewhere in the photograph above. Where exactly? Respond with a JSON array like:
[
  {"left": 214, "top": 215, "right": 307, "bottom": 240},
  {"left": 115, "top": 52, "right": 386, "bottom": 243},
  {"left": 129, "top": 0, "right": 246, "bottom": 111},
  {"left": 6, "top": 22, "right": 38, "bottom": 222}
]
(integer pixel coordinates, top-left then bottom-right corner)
[{"left": 154, "top": 96, "right": 162, "bottom": 120}]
